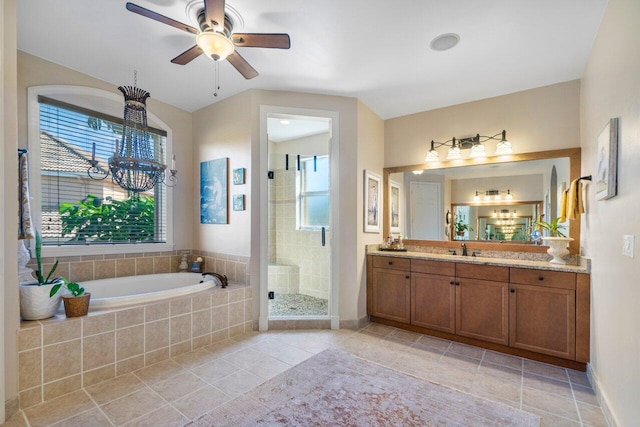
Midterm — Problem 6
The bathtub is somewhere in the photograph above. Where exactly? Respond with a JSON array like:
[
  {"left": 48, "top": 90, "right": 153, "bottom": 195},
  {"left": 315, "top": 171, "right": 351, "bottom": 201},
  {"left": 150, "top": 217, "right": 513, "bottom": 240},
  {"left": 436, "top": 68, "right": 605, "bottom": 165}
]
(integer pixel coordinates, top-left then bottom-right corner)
[{"left": 82, "top": 272, "right": 217, "bottom": 310}]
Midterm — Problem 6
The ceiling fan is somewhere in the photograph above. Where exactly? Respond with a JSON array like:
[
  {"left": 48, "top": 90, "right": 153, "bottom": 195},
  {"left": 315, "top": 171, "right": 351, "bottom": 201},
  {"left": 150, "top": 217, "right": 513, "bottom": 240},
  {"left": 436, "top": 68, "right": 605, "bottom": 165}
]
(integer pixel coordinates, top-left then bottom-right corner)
[{"left": 125, "top": 1, "right": 290, "bottom": 79}]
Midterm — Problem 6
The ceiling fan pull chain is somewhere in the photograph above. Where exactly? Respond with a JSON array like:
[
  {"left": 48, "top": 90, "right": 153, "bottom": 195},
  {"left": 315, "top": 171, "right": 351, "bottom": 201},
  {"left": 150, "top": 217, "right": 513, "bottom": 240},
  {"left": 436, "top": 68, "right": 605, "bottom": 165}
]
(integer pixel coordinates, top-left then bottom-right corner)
[{"left": 214, "top": 61, "right": 221, "bottom": 97}]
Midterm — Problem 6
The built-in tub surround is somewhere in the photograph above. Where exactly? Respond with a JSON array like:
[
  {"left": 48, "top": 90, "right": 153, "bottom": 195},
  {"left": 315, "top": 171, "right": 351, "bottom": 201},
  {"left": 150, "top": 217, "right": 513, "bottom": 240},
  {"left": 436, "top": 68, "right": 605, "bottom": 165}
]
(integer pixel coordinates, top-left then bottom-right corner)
[{"left": 17, "top": 284, "right": 252, "bottom": 409}]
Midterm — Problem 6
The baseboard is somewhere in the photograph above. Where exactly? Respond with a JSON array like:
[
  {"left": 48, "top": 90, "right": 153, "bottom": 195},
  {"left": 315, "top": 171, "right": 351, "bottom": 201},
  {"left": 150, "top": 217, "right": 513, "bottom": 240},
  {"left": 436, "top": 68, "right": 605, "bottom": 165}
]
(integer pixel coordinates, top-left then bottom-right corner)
[
  {"left": 587, "top": 363, "right": 618, "bottom": 427},
  {"left": 340, "top": 315, "right": 370, "bottom": 330},
  {"left": 4, "top": 396, "right": 19, "bottom": 421}
]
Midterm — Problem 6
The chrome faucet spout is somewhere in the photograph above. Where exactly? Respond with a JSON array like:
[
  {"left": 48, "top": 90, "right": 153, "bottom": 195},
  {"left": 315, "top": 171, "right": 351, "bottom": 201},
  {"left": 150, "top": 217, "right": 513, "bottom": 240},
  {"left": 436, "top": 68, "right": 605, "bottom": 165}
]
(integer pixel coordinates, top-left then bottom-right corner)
[{"left": 202, "top": 272, "right": 228, "bottom": 288}]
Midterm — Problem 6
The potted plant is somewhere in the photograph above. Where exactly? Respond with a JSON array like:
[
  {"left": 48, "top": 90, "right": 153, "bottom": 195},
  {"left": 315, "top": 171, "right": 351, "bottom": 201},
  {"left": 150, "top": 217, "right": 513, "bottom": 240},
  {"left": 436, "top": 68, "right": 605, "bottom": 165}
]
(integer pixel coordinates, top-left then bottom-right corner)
[
  {"left": 535, "top": 217, "right": 573, "bottom": 264},
  {"left": 19, "top": 231, "right": 64, "bottom": 320},
  {"left": 455, "top": 220, "right": 473, "bottom": 236},
  {"left": 50, "top": 278, "right": 91, "bottom": 318}
]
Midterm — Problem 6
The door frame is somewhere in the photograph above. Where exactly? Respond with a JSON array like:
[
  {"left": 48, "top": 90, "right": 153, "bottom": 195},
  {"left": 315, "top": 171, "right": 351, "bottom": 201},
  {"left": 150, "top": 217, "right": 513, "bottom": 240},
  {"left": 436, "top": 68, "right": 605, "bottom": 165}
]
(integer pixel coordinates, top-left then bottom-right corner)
[{"left": 259, "top": 106, "right": 340, "bottom": 331}]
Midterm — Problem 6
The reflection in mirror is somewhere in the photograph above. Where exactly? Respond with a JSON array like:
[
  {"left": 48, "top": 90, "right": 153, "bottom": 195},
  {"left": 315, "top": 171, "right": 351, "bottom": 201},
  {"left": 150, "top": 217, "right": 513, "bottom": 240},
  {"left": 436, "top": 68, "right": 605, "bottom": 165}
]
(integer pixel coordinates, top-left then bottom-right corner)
[{"left": 389, "top": 157, "right": 569, "bottom": 242}]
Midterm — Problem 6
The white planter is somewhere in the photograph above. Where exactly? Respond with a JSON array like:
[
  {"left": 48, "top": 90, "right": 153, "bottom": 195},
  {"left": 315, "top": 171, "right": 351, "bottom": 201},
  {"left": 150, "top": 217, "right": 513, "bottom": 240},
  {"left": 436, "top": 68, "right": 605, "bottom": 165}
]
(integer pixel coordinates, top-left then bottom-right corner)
[
  {"left": 19, "top": 281, "right": 63, "bottom": 320},
  {"left": 542, "top": 237, "right": 574, "bottom": 264}
]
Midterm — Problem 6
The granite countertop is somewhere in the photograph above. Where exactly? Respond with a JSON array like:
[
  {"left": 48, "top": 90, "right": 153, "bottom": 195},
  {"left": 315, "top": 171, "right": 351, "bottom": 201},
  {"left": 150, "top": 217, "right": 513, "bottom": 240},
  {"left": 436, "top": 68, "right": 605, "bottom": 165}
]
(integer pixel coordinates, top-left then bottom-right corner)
[{"left": 367, "top": 248, "right": 590, "bottom": 274}]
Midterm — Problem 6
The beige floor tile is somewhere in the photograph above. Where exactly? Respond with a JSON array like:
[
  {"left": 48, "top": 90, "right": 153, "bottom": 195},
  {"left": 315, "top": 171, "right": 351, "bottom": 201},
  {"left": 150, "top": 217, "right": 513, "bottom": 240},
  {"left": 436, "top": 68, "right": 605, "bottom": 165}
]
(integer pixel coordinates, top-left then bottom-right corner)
[
  {"left": 49, "top": 407, "right": 111, "bottom": 427},
  {"left": 0, "top": 412, "right": 28, "bottom": 427},
  {"left": 522, "top": 386, "right": 579, "bottom": 421},
  {"left": 439, "top": 352, "right": 481, "bottom": 374},
  {"left": 210, "top": 370, "right": 264, "bottom": 397},
  {"left": 123, "top": 404, "right": 188, "bottom": 427},
  {"left": 470, "top": 373, "right": 522, "bottom": 406},
  {"left": 568, "top": 369, "right": 591, "bottom": 387},
  {"left": 360, "top": 323, "right": 395, "bottom": 336},
  {"left": 406, "top": 342, "right": 446, "bottom": 361},
  {"left": 482, "top": 350, "right": 523, "bottom": 370},
  {"left": 385, "top": 328, "right": 423, "bottom": 343},
  {"left": 572, "top": 384, "right": 599, "bottom": 406},
  {"left": 577, "top": 401, "right": 609, "bottom": 427},
  {"left": 415, "top": 335, "right": 453, "bottom": 351},
  {"left": 172, "top": 386, "right": 231, "bottom": 420},
  {"left": 446, "top": 342, "right": 486, "bottom": 360},
  {"left": 85, "top": 373, "right": 146, "bottom": 405},
  {"left": 101, "top": 388, "right": 163, "bottom": 426},
  {"left": 523, "top": 372, "right": 574, "bottom": 399},
  {"left": 245, "top": 355, "right": 292, "bottom": 380},
  {"left": 171, "top": 348, "right": 217, "bottom": 369},
  {"left": 134, "top": 360, "right": 185, "bottom": 385},
  {"left": 150, "top": 371, "right": 208, "bottom": 402},
  {"left": 221, "top": 348, "right": 266, "bottom": 369},
  {"left": 24, "top": 390, "right": 95, "bottom": 427},
  {"left": 257, "top": 342, "right": 314, "bottom": 366},
  {"left": 522, "top": 405, "right": 580, "bottom": 427},
  {"left": 190, "top": 358, "right": 238, "bottom": 383},
  {"left": 477, "top": 361, "right": 522, "bottom": 384},
  {"left": 523, "top": 359, "right": 569, "bottom": 382},
  {"left": 204, "top": 339, "right": 241, "bottom": 358},
  {"left": 429, "top": 366, "right": 476, "bottom": 392}
]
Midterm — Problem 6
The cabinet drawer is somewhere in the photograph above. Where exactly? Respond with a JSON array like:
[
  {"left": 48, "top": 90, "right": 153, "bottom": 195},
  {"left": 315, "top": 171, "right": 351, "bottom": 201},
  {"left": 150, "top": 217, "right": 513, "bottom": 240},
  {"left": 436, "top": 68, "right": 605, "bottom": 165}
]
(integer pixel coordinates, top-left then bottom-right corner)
[
  {"left": 372, "top": 256, "right": 410, "bottom": 271},
  {"left": 510, "top": 268, "right": 576, "bottom": 290},
  {"left": 411, "top": 259, "right": 455, "bottom": 276},
  {"left": 456, "top": 263, "right": 509, "bottom": 282}
]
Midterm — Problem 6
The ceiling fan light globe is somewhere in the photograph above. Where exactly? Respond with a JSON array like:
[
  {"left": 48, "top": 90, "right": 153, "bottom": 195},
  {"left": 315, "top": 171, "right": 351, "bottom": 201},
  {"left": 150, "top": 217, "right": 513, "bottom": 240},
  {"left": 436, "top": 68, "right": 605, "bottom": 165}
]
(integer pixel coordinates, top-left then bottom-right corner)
[{"left": 196, "top": 31, "right": 235, "bottom": 61}]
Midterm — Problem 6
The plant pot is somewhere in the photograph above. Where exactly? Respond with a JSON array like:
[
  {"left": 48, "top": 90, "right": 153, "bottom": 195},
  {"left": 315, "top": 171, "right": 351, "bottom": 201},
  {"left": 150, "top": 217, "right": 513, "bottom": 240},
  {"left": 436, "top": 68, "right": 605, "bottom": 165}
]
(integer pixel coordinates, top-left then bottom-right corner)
[
  {"left": 62, "top": 293, "right": 91, "bottom": 317},
  {"left": 19, "top": 280, "right": 63, "bottom": 320},
  {"left": 456, "top": 231, "right": 465, "bottom": 236},
  {"left": 542, "top": 237, "right": 574, "bottom": 264}
]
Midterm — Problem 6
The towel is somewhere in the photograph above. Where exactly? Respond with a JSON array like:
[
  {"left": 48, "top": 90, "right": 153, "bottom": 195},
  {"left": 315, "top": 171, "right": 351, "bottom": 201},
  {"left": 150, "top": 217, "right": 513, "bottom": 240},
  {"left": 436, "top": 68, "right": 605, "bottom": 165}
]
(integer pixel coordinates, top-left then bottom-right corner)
[
  {"left": 559, "top": 189, "right": 568, "bottom": 222},
  {"left": 565, "top": 179, "right": 585, "bottom": 221},
  {"left": 18, "top": 153, "right": 34, "bottom": 240}
]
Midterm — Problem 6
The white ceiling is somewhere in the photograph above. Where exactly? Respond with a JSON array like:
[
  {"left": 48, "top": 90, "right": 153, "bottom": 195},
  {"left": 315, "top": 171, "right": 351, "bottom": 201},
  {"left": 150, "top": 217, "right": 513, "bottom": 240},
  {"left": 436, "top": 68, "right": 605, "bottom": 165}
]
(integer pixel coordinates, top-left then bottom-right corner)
[{"left": 17, "top": 0, "right": 607, "bottom": 120}]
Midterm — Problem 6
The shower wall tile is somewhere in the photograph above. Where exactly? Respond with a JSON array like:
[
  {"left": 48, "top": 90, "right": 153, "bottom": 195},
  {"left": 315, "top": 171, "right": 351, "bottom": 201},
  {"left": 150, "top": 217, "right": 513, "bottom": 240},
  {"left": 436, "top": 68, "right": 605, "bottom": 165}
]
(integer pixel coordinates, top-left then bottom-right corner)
[{"left": 94, "top": 260, "right": 116, "bottom": 279}]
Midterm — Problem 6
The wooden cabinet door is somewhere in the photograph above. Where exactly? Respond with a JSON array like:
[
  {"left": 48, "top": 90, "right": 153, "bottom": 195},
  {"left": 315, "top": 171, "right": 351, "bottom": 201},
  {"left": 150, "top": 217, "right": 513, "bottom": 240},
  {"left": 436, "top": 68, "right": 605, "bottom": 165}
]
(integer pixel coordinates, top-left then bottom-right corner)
[
  {"left": 411, "top": 272, "right": 456, "bottom": 333},
  {"left": 509, "top": 283, "right": 576, "bottom": 359},
  {"left": 456, "top": 278, "right": 509, "bottom": 345},
  {"left": 371, "top": 268, "right": 411, "bottom": 323}
]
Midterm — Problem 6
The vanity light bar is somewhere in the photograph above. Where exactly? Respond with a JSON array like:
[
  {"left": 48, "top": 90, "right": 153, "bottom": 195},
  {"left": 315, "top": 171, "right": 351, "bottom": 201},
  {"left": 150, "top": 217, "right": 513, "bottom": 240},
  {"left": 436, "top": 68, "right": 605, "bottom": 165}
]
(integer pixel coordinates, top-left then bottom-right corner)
[{"left": 425, "top": 130, "right": 513, "bottom": 162}]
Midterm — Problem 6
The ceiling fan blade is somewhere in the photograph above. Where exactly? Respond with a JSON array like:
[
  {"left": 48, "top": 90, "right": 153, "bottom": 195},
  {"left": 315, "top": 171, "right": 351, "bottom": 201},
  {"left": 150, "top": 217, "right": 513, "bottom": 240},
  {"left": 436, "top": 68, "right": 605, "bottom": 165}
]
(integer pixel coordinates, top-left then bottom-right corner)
[
  {"left": 204, "top": 0, "right": 225, "bottom": 29},
  {"left": 227, "top": 51, "right": 259, "bottom": 80},
  {"left": 171, "top": 45, "right": 204, "bottom": 65},
  {"left": 231, "top": 33, "right": 291, "bottom": 49},
  {"left": 126, "top": 3, "right": 198, "bottom": 35}
]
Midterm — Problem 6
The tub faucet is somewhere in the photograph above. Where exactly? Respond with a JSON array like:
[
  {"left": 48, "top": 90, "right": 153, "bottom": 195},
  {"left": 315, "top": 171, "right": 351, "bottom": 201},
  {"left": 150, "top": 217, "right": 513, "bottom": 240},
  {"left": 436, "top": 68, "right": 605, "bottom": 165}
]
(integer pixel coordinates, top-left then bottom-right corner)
[
  {"left": 202, "top": 272, "right": 228, "bottom": 288},
  {"left": 461, "top": 243, "right": 468, "bottom": 257}
]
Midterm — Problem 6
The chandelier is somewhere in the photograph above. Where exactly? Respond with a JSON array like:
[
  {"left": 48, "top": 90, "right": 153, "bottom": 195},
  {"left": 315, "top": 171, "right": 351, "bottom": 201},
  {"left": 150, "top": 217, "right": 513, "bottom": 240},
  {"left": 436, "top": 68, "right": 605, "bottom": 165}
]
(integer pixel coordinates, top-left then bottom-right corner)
[
  {"left": 88, "top": 80, "right": 177, "bottom": 192},
  {"left": 424, "top": 130, "right": 513, "bottom": 162}
]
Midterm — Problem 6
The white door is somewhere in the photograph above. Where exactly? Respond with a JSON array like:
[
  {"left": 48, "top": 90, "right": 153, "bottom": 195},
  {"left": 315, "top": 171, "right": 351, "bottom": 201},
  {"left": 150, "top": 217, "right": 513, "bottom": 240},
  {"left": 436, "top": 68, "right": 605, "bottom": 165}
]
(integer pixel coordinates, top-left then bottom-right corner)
[{"left": 410, "top": 181, "right": 441, "bottom": 239}]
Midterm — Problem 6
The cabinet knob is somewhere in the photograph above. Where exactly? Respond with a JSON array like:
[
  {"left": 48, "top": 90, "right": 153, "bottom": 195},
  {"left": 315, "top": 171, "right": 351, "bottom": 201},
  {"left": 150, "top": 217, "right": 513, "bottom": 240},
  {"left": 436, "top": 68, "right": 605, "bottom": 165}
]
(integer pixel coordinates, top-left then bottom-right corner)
[
  {"left": 406, "top": 275, "right": 410, "bottom": 279},
  {"left": 388, "top": 261, "right": 393, "bottom": 265},
  {"left": 510, "top": 288, "right": 515, "bottom": 293},
  {"left": 450, "top": 281, "right": 455, "bottom": 285},
  {"left": 538, "top": 276, "right": 544, "bottom": 281}
]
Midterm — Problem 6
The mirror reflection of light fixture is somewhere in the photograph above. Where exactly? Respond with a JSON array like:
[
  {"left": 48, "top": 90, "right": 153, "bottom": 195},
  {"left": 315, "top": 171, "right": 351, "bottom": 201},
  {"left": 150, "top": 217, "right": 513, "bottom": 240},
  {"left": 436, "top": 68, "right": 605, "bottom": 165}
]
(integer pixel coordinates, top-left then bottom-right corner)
[
  {"left": 412, "top": 170, "right": 424, "bottom": 175},
  {"left": 196, "top": 31, "right": 235, "bottom": 61},
  {"left": 425, "top": 130, "right": 513, "bottom": 161},
  {"left": 472, "top": 189, "right": 513, "bottom": 203},
  {"left": 505, "top": 189, "right": 513, "bottom": 200},
  {"left": 473, "top": 191, "right": 480, "bottom": 202}
]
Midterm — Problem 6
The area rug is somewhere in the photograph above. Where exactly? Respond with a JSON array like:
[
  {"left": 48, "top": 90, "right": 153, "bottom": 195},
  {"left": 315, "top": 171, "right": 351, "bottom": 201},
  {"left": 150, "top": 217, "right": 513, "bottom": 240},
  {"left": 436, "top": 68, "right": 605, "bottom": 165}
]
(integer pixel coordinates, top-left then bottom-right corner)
[{"left": 189, "top": 348, "right": 539, "bottom": 426}]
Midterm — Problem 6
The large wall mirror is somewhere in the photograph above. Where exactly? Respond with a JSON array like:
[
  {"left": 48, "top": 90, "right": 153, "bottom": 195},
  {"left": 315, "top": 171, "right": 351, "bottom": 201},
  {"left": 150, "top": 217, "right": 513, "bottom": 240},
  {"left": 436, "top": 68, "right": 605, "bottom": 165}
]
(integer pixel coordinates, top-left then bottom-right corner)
[{"left": 383, "top": 148, "right": 581, "bottom": 253}]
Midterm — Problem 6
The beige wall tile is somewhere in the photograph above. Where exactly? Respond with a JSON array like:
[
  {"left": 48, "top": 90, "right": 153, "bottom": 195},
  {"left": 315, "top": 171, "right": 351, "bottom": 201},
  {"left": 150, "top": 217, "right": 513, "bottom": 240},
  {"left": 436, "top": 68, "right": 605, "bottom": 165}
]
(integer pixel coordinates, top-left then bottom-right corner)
[
  {"left": 228, "top": 289, "right": 244, "bottom": 303},
  {"left": 104, "top": 253, "right": 125, "bottom": 260},
  {"left": 116, "top": 355, "right": 145, "bottom": 376},
  {"left": 116, "top": 325, "right": 144, "bottom": 361},
  {"left": 192, "top": 309, "right": 212, "bottom": 338},
  {"left": 126, "top": 253, "right": 145, "bottom": 259},
  {"left": 211, "top": 291, "right": 229, "bottom": 307},
  {"left": 145, "top": 347, "right": 170, "bottom": 365},
  {"left": 145, "top": 319, "right": 170, "bottom": 352},
  {"left": 43, "top": 318, "right": 81, "bottom": 345},
  {"left": 83, "top": 332, "right": 115, "bottom": 371},
  {"left": 19, "top": 386, "right": 42, "bottom": 409},
  {"left": 81, "top": 255, "right": 104, "bottom": 261},
  {"left": 116, "top": 259, "right": 136, "bottom": 277},
  {"left": 228, "top": 324, "right": 245, "bottom": 338},
  {"left": 69, "top": 261, "right": 95, "bottom": 282},
  {"left": 116, "top": 307, "right": 144, "bottom": 329},
  {"left": 192, "top": 294, "right": 211, "bottom": 311},
  {"left": 136, "top": 258, "right": 153, "bottom": 276},
  {"left": 170, "top": 298, "right": 191, "bottom": 316},
  {"left": 153, "top": 256, "right": 171, "bottom": 273},
  {"left": 215, "top": 259, "right": 227, "bottom": 276},
  {"left": 145, "top": 302, "right": 170, "bottom": 322},
  {"left": 82, "top": 364, "right": 115, "bottom": 388},
  {"left": 228, "top": 301, "right": 244, "bottom": 327},
  {"left": 171, "top": 341, "right": 192, "bottom": 357},
  {"left": 43, "top": 339, "right": 81, "bottom": 383},
  {"left": 100, "top": 388, "right": 161, "bottom": 426},
  {"left": 244, "top": 300, "right": 253, "bottom": 321},
  {"left": 43, "top": 374, "right": 81, "bottom": 401},
  {"left": 94, "top": 260, "right": 116, "bottom": 279},
  {"left": 39, "top": 262, "right": 70, "bottom": 282},
  {"left": 171, "top": 314, "right": 192, "bottom": 344},
  {"left": 211, "top": 329, "right": 228, "bottom": 343},
  {"left": 236, "top": 263, "right": 247, "bottom": 284},
  {"left": 212, "top": 306, "right": 228, "bottom": 331},
  {"left": 192, "top": 334, "right": 211, "bottom": 350},
  {"left": 82, "top": 313, "right": 115, "bottom": 337},
  {"left": 18, "top": 325, "right": 41, "bottom": 351},
  {"left": 18, "top": 349, "right": 41, "bottom": 391}
]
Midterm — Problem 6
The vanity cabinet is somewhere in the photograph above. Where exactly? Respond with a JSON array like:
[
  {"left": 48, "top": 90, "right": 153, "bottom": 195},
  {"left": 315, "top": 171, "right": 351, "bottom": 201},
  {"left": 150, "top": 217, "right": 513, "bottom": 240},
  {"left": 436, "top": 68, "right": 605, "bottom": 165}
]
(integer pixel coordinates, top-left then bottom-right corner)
[
  {"left": 411, "top": 260, "right": 456, "bottom": 333},
  {"left": 370, "top": 256, "right": 411, "bottom": 323}
]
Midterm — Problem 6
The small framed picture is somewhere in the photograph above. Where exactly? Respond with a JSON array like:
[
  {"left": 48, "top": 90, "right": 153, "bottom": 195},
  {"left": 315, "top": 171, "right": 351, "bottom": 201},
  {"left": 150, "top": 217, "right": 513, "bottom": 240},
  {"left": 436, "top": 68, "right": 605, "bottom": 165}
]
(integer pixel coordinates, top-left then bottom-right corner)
[
  {"left": 390, "top": 181, "right": 401, "bottom": 233},
  {"left": 232, "top": 168, "right": 245, "bottom": 185},
  {"left": 595, "top": 118, "right": 619, "bottom": 200},
  {"left": 364, "top": 170, "right": 382, "bottom": 233},
  {"left": 233, "top": 194, "right": 245, "bottom": 211}
]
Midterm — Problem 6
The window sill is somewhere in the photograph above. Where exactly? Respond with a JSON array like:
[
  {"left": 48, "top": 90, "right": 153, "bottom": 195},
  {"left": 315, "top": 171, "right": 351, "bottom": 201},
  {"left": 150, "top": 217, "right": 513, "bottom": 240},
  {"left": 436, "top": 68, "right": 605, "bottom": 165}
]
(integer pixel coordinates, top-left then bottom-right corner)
[{"left": 38, "top": 242, "right": 174, "bottom": 258}]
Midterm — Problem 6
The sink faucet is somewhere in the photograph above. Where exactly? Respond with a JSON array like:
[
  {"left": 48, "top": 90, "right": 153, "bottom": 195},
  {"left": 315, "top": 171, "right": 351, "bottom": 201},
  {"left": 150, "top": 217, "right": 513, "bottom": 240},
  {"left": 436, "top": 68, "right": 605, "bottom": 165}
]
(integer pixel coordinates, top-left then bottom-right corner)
[
  {"left": 201, "top": 272, "right": 228, "bottom": 288},
  {"left": 461, "top": 243, "right": 468, "bottom": 256}
]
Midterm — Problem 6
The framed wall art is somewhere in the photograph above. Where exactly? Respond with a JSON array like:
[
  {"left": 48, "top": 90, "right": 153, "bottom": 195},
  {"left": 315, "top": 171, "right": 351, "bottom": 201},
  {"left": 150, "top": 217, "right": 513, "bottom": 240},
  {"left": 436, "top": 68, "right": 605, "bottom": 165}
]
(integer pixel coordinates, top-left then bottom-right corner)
[
  {"left": 233, "top": 194, "right": 245, "bottom": 211},
  {"left": 390, "top": 181, "right": 401, "bottom": 233},
  {"left": 364, "top": 170, "right": 382, "bottom": 233},
  {"left": 233, "top": 167, "right": 245, "bottom": 185},
  {"left": 200, "top": 158, "right": 228, "bottom": 224},
  {"left": 595, "top": 117, "right": 619, "bottom": 200}
]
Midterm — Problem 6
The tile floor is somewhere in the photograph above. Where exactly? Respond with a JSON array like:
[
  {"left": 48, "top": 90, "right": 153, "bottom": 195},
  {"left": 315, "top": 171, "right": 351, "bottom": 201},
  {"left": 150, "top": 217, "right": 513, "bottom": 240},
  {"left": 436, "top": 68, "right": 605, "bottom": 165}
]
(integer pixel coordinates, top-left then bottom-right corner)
[{"left": 3, "top": 323, "right": 609, "bottom": 427}]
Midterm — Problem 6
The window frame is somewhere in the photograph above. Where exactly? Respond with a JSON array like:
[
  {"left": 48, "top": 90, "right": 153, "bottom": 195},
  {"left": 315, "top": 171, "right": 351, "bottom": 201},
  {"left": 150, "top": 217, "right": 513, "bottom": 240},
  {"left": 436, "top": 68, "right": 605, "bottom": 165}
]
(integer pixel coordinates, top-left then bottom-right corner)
[
  {"left": 27, "top": 85, "right": 174, "bottom": 257},
  {"left": 296, "top": 155, "right": 330, "bottom": 231}
]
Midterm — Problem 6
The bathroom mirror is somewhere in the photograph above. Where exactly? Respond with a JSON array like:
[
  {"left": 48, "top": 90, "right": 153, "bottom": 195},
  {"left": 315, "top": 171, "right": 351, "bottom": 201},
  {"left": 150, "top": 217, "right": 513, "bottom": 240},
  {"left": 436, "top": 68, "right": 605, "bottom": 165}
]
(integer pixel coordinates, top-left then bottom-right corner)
[
  {"left": 382, "top": 148, "right": 582, "bottom": 253},
  {"left": 451, "top": 201, "right": 543, "bottom": 242}
]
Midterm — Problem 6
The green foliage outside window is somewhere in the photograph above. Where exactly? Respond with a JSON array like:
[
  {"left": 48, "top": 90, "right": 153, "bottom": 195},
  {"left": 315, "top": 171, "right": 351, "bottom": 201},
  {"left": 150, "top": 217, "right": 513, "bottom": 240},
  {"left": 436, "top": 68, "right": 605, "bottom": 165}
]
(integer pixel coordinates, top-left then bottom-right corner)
[{"left": 59, "top": 194, "right": 155, "bottom": 242}]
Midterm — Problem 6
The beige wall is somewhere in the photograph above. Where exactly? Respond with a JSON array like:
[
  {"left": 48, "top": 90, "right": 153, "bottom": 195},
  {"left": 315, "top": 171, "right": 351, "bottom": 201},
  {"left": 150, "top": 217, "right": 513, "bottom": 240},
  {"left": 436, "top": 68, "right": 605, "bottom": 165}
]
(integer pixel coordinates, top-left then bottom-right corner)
[
  {"left": 384, "top": 80, "right": 581, "bottom": 168},
  {"left": 16, "top": 52, "right": 194, "bottom": 250},
  {"left": 2, "top": 0, "right": 19, "bottom": 420},
  {"left": 580, "top": 0, "right": 640, "bottom": 424}
]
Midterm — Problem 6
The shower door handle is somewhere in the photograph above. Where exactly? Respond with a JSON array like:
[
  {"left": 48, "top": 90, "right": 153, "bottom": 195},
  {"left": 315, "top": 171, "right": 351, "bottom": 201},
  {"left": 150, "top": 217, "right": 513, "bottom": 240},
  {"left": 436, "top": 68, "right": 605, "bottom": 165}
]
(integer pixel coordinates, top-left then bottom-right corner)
[{"left": 321, "top": 227, "right": 326, "bottom": 247}]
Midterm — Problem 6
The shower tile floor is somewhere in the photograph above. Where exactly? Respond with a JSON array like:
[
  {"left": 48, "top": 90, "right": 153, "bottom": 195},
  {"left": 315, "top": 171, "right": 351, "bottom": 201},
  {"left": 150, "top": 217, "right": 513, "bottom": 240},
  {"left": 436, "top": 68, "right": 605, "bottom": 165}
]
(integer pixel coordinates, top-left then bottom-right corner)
[
  {"left": 4, "top": 325, "right": 608, "bottom": 427},
  {"left": 268, "top": 293, "right": 328, "bottom": 316}
]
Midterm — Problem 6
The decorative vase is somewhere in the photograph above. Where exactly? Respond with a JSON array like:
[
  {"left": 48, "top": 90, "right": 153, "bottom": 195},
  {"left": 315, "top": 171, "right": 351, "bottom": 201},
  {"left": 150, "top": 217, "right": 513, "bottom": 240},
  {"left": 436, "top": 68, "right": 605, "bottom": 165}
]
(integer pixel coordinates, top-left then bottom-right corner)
[
  {"left": 542, "top": 237, "right": 574, "bottom": 264},
  {"left": 62, "top": 293, "right": 91, "bottom": 317},
  {"left": 19, "top": 280, "right": 63, "bottom": 320}
]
